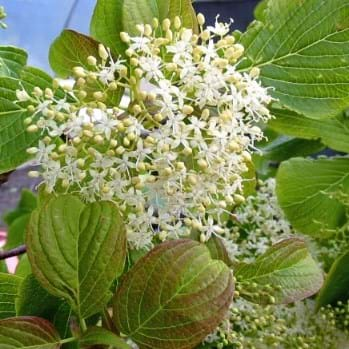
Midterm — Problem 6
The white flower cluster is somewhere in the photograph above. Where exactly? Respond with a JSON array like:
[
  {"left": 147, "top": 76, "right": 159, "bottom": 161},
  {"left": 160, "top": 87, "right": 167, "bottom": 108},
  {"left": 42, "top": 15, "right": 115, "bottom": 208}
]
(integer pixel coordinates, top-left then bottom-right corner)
[
  {"left": 22, "top": 15, "right": 272, "bottom": 249},
  {"left": 223, "top": 178, "right": 292, "bottom": 262}
]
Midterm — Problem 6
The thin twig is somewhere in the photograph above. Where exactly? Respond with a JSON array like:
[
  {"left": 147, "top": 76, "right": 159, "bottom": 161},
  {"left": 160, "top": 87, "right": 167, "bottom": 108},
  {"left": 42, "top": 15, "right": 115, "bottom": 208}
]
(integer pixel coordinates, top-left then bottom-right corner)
[{"left": 0, "top": 245, "right": 26, "bottom": 260}]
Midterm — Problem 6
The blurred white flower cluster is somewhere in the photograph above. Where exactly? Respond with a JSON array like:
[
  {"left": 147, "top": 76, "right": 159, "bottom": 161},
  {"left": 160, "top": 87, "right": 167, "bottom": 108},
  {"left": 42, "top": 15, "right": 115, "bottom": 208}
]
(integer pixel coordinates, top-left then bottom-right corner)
[
  {"left": 223, "top": 178, "right": 292, "bottom": 263},
  {"left": 22, "top": 15, "right": 272, "bottom": 249}
]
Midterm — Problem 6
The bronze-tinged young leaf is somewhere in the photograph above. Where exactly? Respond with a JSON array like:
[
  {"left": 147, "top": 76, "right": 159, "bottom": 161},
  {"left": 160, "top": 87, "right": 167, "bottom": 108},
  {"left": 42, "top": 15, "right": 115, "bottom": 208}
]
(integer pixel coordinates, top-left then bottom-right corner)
[
  {"left": 49, "top": 30, "right": 124, "bottom": 106},
  {"left": 26, "top": 194, "right": 127, "bottom": 319},
  {"left": 0, "top": 273, "right": 22, "bottom": 319},
  {"left": 113, "top": 239, "right": 234, "bottom": 349},
  {"left": 276, "top": 158, "right": 349, "bottom": 237},
  {"left": 238, "top": 0, "right": 349, "bottom": 119},
  {"left": 316, "top": 250, "right": 349, "bottom": 310},
  {"left": 49, "top": 30, "right": 100, "bottom": 78},
  {"left": 235, "top": 238, "right": 323, "bottom": 304},
  {"left": 206, "top": 236, "right": 233, "bottom": 267},
  {"left": 0, "top": 316, "right": 62, "bottom": 349}
]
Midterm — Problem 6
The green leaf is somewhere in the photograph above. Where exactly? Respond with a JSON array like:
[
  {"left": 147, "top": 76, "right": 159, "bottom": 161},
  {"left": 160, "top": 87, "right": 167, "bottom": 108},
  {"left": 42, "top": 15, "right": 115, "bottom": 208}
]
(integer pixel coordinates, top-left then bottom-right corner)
[
  {"left": 20, "top": 66, "right": 66, "bottom": 100},
  {"left": 90, "top": 0, "right": 128, "bottom": 56},
  {"left": 15, "top": 255, "right": 32, "bottom": 278},
  {"left": 235, "top": 238, "right": 323, "bottom": 304},
  {"left": 26, "top": 194, "right": 127, "bottom": 319},
  {"left": 16, "top": 275, "right": 75, "bottom": 342},
  {"left": 269, "top": 107, "right": 349, "bottom": 153},
  {"left": 0, "top": 77, "right": 40, "bottom": 174},
  {"left": 5, "top": 214, "right": 30, "bottom": 251},
  {"left": 276, "top": 157, "right": 349, "bottom": 237},
  {"left": 238, "top": 0, "right": 349, "bottom": 119},
  {"left": 91, "top": 0, "right": 197, "bottom": 56},
  {"left": 254, "top": 135, "right": 325, "bottom": 178},
  {"left": 3, "top": 189, "right": 37, "bottom": 226},
  {"left": 254, "top": 0, "right": 268, "bottom": 20},
  {"left": 206, "top": 236, "right": 232, "bottom": 267},
  {"left": 49, "top": 30, "right": 100, "bottom": 78},
  {"left": 113, "top": 239, "right": 234, "bottom": 349},
  {"left": 4, "top": 189, "right": 37, "bottom": 252},
  {"left": 0, "top": 46, "right": 27, "bottom": 78},
  {"left": 80, "top": 327, "right": 131, "bottom": 349},
  {"left": 49, "top": 30, "right": 123, "bottom": 106},
  {"left": 0, "top": 273, "right": 22, "bottom": 319},
  {"left": 316, "top": 250, "right": 349, "bottom": 310},
  {"left": 165, "top": 0, "right": 198, "bottom": 32},
  {"left": 16, "top": 274, "right": 64, "bottom": 320},
  {"left": 121, "top": 0, "right": 160, "bottom": 37},
  {"left": 0, "top": 316, "right": 64, "bottom": 348},
  {"left": 0, "top": 109, "right": 40, "bottom": 174}
]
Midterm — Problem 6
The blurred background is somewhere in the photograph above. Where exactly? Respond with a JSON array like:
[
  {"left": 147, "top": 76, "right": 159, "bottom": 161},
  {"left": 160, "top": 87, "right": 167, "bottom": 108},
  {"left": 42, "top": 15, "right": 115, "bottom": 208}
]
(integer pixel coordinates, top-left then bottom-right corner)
[{"left": 0, "top": 0, "right": 259, "bottom": 229}]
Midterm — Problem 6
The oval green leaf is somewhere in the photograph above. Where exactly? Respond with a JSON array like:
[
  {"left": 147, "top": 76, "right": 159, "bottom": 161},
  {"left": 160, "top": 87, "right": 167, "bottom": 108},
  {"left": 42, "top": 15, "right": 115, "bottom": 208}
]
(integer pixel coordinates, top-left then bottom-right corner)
[
  {"left": 49, "top": 30, "right": 100, "bottom": 78},
  {"left": 113, "top": 239, "right": 234, "bottom": 349},
  {"left": 235, "top": 238, "right": 323, "bottom": 304},
  {"left": 0, "top": 46, "right": 27, "bottom": 78},
  {"left": 91, "top": 0, "right": 198, "bottom": 56},
  {"left": 269, "top": 107, "right": 349, "bottom": 154},
  {"left": 0, "top": 273, "right": 22, "bottom": 319},
  {"left": 26, "top": 194, "right": 127, "bottom": 319},
  {"left": 238, "top": 0, "right": 349, "bottom": 119},
  {"left": 316, "top": 250, "right": 349, "bottom": 310},
  {"left": 276, "top": 157, "right": 349, "bottom": 237},
  {"left": 0, "top": 316, "right": 62, "bottom": 349}
]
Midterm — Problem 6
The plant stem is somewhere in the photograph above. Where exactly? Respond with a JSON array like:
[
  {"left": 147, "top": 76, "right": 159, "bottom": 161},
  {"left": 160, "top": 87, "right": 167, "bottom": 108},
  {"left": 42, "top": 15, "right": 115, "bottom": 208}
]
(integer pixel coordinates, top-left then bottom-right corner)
[
  {"left": 80, "top": 318, "right": 87, "bottom": 332},
  {"left": 0, "top": 245, "right": 26, "bottom": 260},
  {"left": 103, "top": 307, "right": 118, "bottom": 334},
  {"left": 60, "top": 337, "right": 76, "bottom": 344}
]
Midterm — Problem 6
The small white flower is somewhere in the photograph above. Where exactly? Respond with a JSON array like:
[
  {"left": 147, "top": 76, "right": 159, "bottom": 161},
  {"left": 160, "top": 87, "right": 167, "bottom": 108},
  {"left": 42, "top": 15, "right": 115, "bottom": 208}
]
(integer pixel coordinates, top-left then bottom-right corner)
[
  {"left": 207, "top": 16, "right": 233, "bottom": 36},
  {"left": 16, "top": 89, "right": 30, "bottom": 102}
]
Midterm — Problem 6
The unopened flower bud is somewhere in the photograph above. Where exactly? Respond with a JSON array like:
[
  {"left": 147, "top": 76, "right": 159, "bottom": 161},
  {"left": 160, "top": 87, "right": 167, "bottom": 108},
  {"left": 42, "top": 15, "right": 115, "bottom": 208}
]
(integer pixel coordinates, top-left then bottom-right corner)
[
  {"left": 162, "top": 18, "right": 171, "bottom": 31},
  {"left": 73, "top": 66, "right": 86, "bottom": 78},
  {"left": 198, "top": 159, "right": 208, "bottom": 169},
  {"left": 87, "top": 55, "right": 97, "bottom": 66},
  {"left": 144, "top": 24, "right": 152, "bottom": 36},
  {"left": 94, "top": 135, "right": 104, "bottom": 144},
  {"left": 201, "top": 30, "right": 210, "bottom": 41},
  {"left": 197, "top": 13, "right": 205, "bottom": 26},
  {"left": 26, "top": 147, "right": 38, "bottom": 155},
  {"left": 234, "top": 194, "right": 245, "bottom": 204},
  {"left": 27, "top": 124, "right": 38, "bottom": 133},
  {"left": 250, "top": 67, "right": 261, "bottom": 78},
  {"left": 182, "top": 105, "right": 194, "bottom": 115},
  {"left": 174, "top": 16, "right": 181, "bottom": 30},
  {"left": 152, "top": 18, "right": 159, "bottom": 29},
  {"left": 98, "top": 44, "right": 109, "bottom": 60},
  {"left": 33, "top": 86, "right": 43, "bottom": 97},
  {"left": 120, "top": 31, "right": 130, "bottom": 43},
  {"left": 93, "top": 91, "right": 105, "bottom": 101}
]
